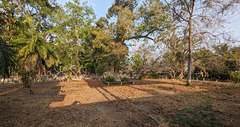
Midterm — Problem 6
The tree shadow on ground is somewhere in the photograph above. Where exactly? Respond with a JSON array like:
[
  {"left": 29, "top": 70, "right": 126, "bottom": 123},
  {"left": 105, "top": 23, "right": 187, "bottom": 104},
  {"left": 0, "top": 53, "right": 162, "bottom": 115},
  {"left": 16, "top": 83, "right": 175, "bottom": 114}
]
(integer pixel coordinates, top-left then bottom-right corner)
[
  {"left": 0, "top": 80, "right": 239, "bottom": 127},
  {"left": 86, "top": 79, "right": 186, "bottom": 87},
  {"left": 0, "top": 81, "right": 66, "bottom": 126},
  {"left": 85, "top": 79, "right": 186, "bottom": 97}
]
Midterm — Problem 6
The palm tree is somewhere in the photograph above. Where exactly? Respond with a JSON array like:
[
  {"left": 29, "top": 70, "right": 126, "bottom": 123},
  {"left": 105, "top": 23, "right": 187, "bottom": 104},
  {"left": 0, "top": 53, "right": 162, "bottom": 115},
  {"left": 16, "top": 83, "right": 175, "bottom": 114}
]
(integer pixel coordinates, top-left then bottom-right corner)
[
  {"left": 14, "top": 16, "right": 57, "bottom": 75},
  {"left": 13, "top": 16, "right": 57, "bottom": 92},
  {"left": 0, "top": 38, "right": 15, "bottom": 84}
]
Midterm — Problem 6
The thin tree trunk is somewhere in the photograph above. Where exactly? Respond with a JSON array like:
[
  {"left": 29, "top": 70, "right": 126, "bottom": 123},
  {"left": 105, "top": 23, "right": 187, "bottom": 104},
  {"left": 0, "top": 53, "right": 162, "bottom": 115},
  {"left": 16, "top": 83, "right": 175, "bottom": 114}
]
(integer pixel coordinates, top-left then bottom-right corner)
[
  {"left": 187, "top": 20, "right": 193, "bottom": 86},
  {"left": 29, "top": 78, "right": 33, "bottom": 94}
]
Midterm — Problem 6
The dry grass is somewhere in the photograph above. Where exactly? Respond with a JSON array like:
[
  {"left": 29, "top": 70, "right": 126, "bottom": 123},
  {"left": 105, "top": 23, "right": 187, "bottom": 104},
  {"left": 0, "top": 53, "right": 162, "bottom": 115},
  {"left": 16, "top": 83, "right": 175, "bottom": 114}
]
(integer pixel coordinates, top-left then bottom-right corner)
[{"left": 0, "top": 79, "right": 239, "bottom": 126}]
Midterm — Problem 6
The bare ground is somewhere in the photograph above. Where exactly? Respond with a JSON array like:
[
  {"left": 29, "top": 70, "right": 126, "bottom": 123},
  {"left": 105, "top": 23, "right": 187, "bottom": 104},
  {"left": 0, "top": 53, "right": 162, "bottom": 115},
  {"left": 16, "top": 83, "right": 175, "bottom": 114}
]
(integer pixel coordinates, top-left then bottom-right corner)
[{"left": 0, "top": 79, "right": 240, "bottom": 127}]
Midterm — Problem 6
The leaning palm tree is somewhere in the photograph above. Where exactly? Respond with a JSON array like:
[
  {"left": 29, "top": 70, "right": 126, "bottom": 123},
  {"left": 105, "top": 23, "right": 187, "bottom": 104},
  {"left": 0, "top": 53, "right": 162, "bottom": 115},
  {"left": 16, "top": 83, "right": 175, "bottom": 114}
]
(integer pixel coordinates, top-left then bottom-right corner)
[
  {"left": 13, "top": 16, "right": 57, "bottom": 93},
  {"left": 0, "top": 38, "right": 15, "bottom": 84}
]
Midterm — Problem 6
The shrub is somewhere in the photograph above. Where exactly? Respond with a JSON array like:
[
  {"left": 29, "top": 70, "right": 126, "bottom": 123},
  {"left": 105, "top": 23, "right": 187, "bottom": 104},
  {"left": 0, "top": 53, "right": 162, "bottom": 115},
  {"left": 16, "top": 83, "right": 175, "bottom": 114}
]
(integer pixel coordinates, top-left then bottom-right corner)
[
  {"left": 121, "top": 77, "right": 128, "bottom": 82},
  {"left": 19, "top": 69, "right": 37, "bottom": 87},
  {"left": 67, "top": 75, "right": 72, "bottom": 80},
  {"left": 105, "top": 76, "right": 115, "bottom": 82},
  {"left": 139, "top": 74, "right": 147, "bottom": 80},
  {"left": 172, "top": 101, "right": 216, "bottom": 127},
  {"left": 150, "top": 72, "right": 159, "bottom": 79},
  {"left": 230, "top": 71, "right": 240, "bottom": 83}
]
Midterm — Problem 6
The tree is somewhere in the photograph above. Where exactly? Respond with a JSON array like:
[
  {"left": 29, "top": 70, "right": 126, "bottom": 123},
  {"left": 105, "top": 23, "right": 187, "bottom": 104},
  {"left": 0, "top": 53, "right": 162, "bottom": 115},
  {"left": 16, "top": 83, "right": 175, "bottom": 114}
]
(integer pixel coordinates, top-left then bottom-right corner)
[
  {"left": 12, "top": 16, "right": 57, "bottom": 93},
  {"left": 106, "top": 0, "right": 172, "bottom": 81},
  {"left": 15, "top": 16, "right": 57, "bottom": 74},
  {"left": 105, "top": 0, "right": 137, "bottom": 81},
  {"left": 53, "top": 0, "right": 95, "bottom": 76},
  {"left": 0, "top": 38, "right": 15, "bottom": 84},
  {"left": 193, "top": 44, "right": 240, "bottom": 82},
  {"left": 0, "top": 0, "right": 58, "bottom": 44},
  {"left": 132, "top": 55, "right": 142, "bottom": 74},
  {"left": 130, "top": 0, "right": 173, "bottom": 43},
  {"left": 90, "top": 17, "right": 115, "bottom": 75},
  {"left": 163, "top": 0, "right": 240, "bottom": 86},
  {"left": 133, "top": 41, "right": 155, "bottom": 75}
]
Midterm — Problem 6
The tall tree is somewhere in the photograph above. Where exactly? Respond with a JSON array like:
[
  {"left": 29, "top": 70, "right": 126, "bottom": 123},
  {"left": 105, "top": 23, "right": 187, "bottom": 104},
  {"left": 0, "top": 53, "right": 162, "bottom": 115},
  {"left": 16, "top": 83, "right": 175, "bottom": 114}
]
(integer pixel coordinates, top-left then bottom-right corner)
[
  {"left": 0, "top": 0, "right": 58, "bottom": 44},
  {"left": 163, "top": 0, "right": 240, "bottom": 85},
  {"left": 106, "top": 0, "right": 137, "bottom": 81},
  {"left": 53, "top": 0, "right": 95, "bottom": 75},
  {"left": 106, "top": 0, "right": 172, "bottom": 81},
  {"left": 14, "top": 16, "right": 57, "bottom": 75}
]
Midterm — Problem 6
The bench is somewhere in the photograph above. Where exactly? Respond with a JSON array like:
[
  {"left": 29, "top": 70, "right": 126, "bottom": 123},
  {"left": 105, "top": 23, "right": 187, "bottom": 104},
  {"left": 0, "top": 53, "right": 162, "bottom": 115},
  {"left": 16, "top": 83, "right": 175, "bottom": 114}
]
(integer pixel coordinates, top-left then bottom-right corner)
[{"left": 103, "top": 81, "right": 135, "bottom": 86}]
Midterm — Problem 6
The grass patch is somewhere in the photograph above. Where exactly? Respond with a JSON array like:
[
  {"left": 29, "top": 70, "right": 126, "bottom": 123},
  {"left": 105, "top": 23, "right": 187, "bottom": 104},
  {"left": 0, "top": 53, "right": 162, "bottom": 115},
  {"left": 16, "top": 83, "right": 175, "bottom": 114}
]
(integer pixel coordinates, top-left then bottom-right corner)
[{"left": 172, "top": 100, "right": 216, "bottom": 127}]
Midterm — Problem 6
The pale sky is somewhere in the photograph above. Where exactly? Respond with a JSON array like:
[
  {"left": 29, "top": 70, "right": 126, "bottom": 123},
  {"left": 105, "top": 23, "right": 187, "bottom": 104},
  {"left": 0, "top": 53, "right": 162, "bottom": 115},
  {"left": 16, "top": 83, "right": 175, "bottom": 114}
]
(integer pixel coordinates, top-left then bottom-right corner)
[{"left": 56, "top": 0, "right": 240, "bottom": 42}]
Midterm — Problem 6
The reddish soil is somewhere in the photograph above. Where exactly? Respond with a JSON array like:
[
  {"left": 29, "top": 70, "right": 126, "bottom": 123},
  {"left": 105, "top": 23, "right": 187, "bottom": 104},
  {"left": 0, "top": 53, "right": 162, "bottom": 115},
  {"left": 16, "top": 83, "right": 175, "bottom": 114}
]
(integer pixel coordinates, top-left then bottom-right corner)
[{"left": 0, "top": 79, "right": 240, "bottom": 126}]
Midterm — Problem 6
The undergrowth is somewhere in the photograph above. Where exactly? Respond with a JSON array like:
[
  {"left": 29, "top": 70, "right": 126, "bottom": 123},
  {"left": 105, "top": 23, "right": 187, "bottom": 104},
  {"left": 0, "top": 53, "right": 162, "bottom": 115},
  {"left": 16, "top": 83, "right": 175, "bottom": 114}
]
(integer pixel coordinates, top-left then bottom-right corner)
[
  {"left": 121, "top": 77, "right": 128, "bottom": 82},
  {"left": 105, "top": 76, "right": 115, "bottom": 82}
]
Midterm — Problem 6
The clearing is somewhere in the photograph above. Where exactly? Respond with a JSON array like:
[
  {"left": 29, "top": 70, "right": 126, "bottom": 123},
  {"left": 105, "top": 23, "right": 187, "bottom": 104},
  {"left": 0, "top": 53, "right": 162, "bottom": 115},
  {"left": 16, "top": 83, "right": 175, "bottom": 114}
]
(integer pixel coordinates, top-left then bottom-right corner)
[{"left": 0, "top": 79, "right": 240, "bottom": 126}]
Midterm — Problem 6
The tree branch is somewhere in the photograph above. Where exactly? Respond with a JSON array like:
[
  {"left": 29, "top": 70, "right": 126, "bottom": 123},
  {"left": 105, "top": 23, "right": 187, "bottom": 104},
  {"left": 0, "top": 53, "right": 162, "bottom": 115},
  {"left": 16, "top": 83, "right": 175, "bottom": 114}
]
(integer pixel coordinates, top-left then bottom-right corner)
[{"left": 163, "top": 0, "right": 189, "bottom": 22}]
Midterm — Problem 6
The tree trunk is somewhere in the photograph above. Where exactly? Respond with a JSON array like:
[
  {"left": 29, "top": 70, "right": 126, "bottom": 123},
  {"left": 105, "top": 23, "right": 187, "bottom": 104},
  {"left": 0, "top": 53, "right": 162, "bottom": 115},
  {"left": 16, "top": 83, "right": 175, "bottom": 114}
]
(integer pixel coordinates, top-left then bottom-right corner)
[
  {"left": 142, "top": 62, "right": 146, "bottom": 75},
  {"left": 187, "top": 20, "right": 193, "bottom": 86},
  {"left": 114, "top": 60, "right": 121, "bottom": 82},
  {"left": 29, "top": 79, "right": 33, "bottom": 94}
]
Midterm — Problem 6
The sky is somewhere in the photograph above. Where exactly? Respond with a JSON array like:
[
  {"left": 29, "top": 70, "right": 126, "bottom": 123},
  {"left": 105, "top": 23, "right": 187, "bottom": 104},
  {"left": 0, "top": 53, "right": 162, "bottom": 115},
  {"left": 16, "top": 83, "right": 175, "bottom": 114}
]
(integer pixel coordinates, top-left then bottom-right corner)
[
  {"left": 56, "top": 0, "right": 113, "bottom": 18},
  {"left": 56, "top": 0, "right": 240, "bottom": 44}
]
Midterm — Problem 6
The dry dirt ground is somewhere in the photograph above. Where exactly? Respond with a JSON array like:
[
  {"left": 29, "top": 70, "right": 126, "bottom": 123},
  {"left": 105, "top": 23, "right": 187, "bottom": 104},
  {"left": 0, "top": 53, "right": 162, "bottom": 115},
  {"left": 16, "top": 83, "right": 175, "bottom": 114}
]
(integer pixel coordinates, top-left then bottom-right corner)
[{"left": 0, "top": 79, "right": 240, "bottom": 127}]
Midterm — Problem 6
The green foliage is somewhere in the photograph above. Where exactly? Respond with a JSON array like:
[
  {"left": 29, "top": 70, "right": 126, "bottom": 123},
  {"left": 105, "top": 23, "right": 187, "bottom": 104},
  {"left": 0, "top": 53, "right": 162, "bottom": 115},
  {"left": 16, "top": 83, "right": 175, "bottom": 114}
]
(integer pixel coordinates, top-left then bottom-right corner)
[
  {"left": 53, "top": 0, "right": 96, "bottom": 75},
  {"left": 121, "top": 77, "right": 128, "bottom": 82},
  {"left": 150, "top": 72, "right": 159, "bottom": 79},
  {"left": 67, "top": 75, "right": 72, "bottom": 80},
  {"left": 132, "top": 55, "right": 142, "bottom": 73},
  {"left": 0, "top": 39, "right": 15, "bottom": 79},
  {"left": 139, "top": 73, "right": 147, "bottom": 80},
  {"left": 194, "top": 45, "right": 240, "bottom": 82},
  {"left": 15, "top": 16, "right": 57, "bottom": 74},
  {"left": 85, "top": 62, "right": 96, "bottom": 74},
  {"left": 172, "top": 101, "right": 216, "bottom": 127},
  {"left": 19, "top": 69, "right": 37, "bottom": 87},
  {"left": 105, "top": 76, "right": 116, "bottom": 82},
  {"left": 230, "top": 71, "right": 240, "bottom": 83}
]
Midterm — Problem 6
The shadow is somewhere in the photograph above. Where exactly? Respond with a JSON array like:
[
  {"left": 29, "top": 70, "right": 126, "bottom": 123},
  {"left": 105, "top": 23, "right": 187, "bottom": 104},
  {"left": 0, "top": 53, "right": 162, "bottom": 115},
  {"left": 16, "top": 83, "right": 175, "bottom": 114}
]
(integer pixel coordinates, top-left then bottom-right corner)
[
  {"left": 100, "top": 87, "right": 121, "bottom": 100},
  {"left": 85, "top": 79, "right": 186, "bottom": 97},
  {"left": 72, "top": 101, "right": 81, "bottom": 105},
  {"left": 0, "top": 87, "right": 23, "bottom": 96},
  {"left": 85, "top": 79, "right": 186, "bottom": 88},
  {"left": 95, "top": 87, "right": 110, "bottom": 101},
  {"left": 127, "top": 85, "right": 159, "bottom": 95},
  {"left": 0, "top": 81, "right": 66, "bottom": 126},
  {"left": 84, "top": 80, "right": 121, "bottom": 100},
  {"left": 84, "top": 79, "right": 106, "bottom": 88},
  {"left": 1, "top": 80, "right": 239, "bottom": 127},
  {"left": 133, "top": 79, "right": 186, "bottom": 86}
]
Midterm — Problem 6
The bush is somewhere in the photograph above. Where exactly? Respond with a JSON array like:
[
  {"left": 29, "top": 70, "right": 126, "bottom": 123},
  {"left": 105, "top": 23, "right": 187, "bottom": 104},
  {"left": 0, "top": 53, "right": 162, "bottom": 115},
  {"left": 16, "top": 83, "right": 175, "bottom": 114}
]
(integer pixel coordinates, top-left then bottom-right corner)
[
  {"left": 139, "top": 74, "right": 147, "bottom": 80},
  {"left": 150, "top": 72, "right": 159, "bottom": 79},
  {"left": 67, "top": 75, "right": 72, "bottom": 80},
  {"left": 19, "top": 69, "right": 37, "bottom": 87},
  {"left": 121, "top": 77, "right": 128, "bottom": 82},
  {"left": 105, "top": 76, "right": 115, "bottom": 82},
  {"left": 230, "top": 71, "right": 240, "bottom": 83},
  {"left": 172, "top": 101, "right": 216, "bottom": 127}
]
